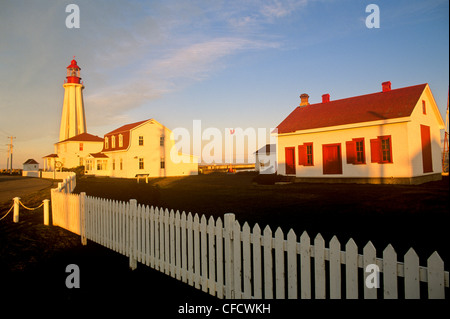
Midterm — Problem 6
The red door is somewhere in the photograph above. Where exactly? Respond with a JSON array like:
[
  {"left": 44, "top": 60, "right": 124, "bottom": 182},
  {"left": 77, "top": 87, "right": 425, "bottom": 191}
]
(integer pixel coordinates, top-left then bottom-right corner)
[
  {"left": 323, "top": 144, "right": 342, "bottom": 175},
  {"left": 420, "top": 125, "right": 433, "bottom": 173},
  {"left": 285, "top": 147, "right": 296, "bottom": 175}
]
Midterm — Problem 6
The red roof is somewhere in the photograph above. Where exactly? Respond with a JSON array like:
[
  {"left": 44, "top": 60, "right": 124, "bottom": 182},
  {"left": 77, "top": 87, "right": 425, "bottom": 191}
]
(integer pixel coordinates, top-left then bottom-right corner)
[
  {"left": 276, "top": 84, "right": 427, "bottom": 134},
  {"left": 102, "top": 119, "right": 151, "bottom": 152},
  {"left": 43, "top": 154, "right": 58, "bottom": 158},
  {"left": 89, "top": 152, "right": 109, "bottom": 158},
  {"left": 106, "top": 119, "right": 149, "bottom": 135},
  {"left": 23, "top": 159, "right": 39, "bottom": 165},
  {"left": 57, "top": 133, "right": 104, "bottom": 144}
]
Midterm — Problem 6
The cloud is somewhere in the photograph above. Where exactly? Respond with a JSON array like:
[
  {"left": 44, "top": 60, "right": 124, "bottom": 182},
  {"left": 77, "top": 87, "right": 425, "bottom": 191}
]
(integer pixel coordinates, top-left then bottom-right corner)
[
  {"left": 261, "top": 0, "right": 304, "bottom": 20},
  {"left": 85, "top": 36, "right": 280, "bottom": 127},
  {"left": 152, "top": 37, "right": 279, "bottom": 80},
  {"left": 0, "top": 1, "right": 287, "bottom": 141},
  {"left": 226, "top": 0, "right": 309, "bottom": 28}
]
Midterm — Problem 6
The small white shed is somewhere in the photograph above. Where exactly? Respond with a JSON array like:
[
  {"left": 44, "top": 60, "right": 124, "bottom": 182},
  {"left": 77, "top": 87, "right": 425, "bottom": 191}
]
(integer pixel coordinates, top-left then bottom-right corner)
[
  {"left": 23, "top": 159, "right": 39, "bottom": 171},
  {"left": 255, "top": 144, "right": 277, "bottom": 174}
]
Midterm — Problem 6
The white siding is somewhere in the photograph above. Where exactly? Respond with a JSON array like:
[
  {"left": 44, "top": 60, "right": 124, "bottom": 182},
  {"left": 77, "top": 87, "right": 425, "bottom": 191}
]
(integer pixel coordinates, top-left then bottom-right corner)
[{"left": 277, "top": 121, "right": 412, "bottom": 178}]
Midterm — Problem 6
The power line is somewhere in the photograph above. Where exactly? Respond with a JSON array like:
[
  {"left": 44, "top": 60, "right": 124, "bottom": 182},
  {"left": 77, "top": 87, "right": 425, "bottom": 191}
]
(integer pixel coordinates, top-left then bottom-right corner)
[{"left": 0, "top": 128, "right": 12, "bottom": 136}]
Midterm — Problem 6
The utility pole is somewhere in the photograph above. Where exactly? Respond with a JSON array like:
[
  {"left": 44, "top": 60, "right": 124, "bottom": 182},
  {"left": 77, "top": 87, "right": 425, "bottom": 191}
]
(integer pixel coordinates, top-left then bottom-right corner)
[{"left": 7, "top": 136, "right": 16, "bottom": 174}]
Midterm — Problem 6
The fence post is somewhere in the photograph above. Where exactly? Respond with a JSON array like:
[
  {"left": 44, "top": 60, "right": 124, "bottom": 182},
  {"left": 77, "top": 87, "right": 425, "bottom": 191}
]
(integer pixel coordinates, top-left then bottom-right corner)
[
  {"left": 129, "top": 199, "right": 138, "bottom": 270},
  {"left": 224, "top": 213, "right": 235, "bottom": 299},
  {"left": 80, "top": 192, "right": 87, "bottom": 246},
  {"left": 13, "top": 197, "right": 20, "bottom": 223},
  {"left": 43, "top": 199, "right": 50, "bottom": 225}
]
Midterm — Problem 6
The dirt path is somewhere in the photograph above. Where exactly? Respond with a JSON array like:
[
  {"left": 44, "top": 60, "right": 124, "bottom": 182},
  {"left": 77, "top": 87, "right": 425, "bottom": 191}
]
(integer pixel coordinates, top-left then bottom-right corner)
[{"left": 0, "top": 176, "right": 53, "bottom": 204}]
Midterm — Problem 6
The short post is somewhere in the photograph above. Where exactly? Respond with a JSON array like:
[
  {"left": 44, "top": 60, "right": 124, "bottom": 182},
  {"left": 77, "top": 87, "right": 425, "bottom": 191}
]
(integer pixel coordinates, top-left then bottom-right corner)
[
  {"left": 224, "top": 213, "right": 235, "bottom": 299},
  {"left": 80, "top": 192, "right": 87, "bottom": 246},
  {"left": 13, "top": 197, "right": 20, "bottom": 223},
  {"left": 43, "top": 199, "right": 50, "bottom": 225},
  {"left": 129, "top": 199, "right": 138, "bottom": 270}
]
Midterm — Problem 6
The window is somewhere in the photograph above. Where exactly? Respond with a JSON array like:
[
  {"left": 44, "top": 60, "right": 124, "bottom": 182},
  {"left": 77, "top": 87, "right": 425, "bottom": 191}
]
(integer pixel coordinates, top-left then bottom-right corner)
[
  {"left": 139, "top": 136, "right": 144, "bottom": 146},
  {"left": 105, "top": 137, "right": 109, "bottom": 149},
  {"left": 120, "top": 158, "right": 123, "bottom": 170},
  {"left": 306, "top": 144, "right": 313, "bottom": 165},
  {"left": 118, "top": 134, "right": 123, "bottom": 147},
  {"left": 86, "top": 160, "right": 92, "bottom": 171},
  {"left": 356, "top": 139, "right": 365, "bottom": 163},
  {"left": 370, "top": 135, "right": 392, "bottom": 163},
  {"left": 422, "top": 100, "right": 426, "bottom": 114},
  {"left": 381, "top": 137, "right": 392, "bottom": 163},
  {"left": 346, "top": 138, "right": 365, "bottom": 164},
  {"left": 112, "top": 135, "right": 116, "bottom": 148},
  {"left": 298, "top": 143, "right": 314, "bottom": 166},
  {"left": 160, "top": 135, "right": 165, "bottom": 146},
  {"left": 97, "top": 160, "right": 107, "bottom": 170},
  {"left": 79, "top": 143, "right": 83, "bottom": 151},
  {"left": 112, "top": 159, "right": 115, "bottom": 170},
  {"left": 160, "top": 157, "right": 165, "bottom": 169},
  {"left": 139, "top": 158, "right": 144, "bottom": 170}
]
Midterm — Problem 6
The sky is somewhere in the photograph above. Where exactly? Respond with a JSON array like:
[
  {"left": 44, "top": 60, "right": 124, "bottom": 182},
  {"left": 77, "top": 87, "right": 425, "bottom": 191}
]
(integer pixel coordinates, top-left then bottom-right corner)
[{"left": 0, "top": 0, "right": 449, "bottom": 168}]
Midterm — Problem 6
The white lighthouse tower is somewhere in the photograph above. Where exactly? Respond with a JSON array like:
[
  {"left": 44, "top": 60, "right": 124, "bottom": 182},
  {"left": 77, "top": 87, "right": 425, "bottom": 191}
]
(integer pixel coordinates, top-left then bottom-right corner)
[{"left": 59, "top": 58, "right": 87, "bottom": 141}]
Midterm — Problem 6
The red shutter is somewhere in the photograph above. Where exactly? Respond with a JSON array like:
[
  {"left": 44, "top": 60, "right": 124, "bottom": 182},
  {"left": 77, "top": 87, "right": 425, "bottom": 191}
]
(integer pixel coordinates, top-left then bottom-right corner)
[
  {"left": 298, "top": 145, "right": 306, "bottom": 165},
  {"left": 370, "top": 138, "right": 381, "bottom": 163},
  {"left": 420, "top": 125, "right": 433, "bottom": 173},
  {"left": 346, "top": 140, "right": 356, "bottom": 164}
]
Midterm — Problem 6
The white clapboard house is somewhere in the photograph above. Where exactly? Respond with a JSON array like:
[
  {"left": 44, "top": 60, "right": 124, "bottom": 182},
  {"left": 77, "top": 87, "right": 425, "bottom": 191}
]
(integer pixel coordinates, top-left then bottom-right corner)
[
  {"left": 85, "top": 119, "right": 198, "bottom": 178},
  {"left": 275, "top": 82, "right": 445, "bottom": 184}
]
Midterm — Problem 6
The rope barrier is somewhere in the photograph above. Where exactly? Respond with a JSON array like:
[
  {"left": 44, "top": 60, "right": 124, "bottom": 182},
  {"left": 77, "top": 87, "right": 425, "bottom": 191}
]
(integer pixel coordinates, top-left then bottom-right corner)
[
  {"left": 19, "top": 200, "right": 44, "bottom": 211},
  {"left": 0, "top": 199, "right": 47, "bottom": 222},
  {"left": 0, "top": 204, "right": 14, "bottom": 221}
]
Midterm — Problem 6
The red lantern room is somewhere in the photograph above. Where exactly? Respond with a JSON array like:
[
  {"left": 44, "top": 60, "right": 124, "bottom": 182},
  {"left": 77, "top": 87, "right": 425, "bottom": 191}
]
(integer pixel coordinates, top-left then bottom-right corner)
[{"left": 66, "top": 57, "right": 81, "bottom": 84}]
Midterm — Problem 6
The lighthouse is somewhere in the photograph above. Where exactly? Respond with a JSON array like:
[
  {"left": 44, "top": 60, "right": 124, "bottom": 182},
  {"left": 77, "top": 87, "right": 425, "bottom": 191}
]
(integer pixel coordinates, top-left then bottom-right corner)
[{"left": 59, "top": 58, "right": 87, "bottom": 141}]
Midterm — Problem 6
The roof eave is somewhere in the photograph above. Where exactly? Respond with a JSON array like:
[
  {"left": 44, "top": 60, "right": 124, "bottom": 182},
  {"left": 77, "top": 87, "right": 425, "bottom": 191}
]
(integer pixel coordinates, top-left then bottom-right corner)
[{"left": 277, "top": 117, "right": 412, "bottom": 136}]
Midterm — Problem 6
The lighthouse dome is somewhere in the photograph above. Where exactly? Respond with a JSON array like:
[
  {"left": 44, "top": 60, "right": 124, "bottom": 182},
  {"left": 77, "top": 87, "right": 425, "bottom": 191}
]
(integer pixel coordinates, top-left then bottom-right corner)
[{"left": 67, "top": 58, "right": 80, "bottom": 69}]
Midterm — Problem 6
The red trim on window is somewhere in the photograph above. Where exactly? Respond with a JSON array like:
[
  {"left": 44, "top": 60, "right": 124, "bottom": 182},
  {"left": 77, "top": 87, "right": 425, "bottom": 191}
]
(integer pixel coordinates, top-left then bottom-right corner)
[
  {"left": 305, "top": 143, "right": 314, "bottom": 166},
  {"left": 371, "top": 136, "right": 392, "bottom": 163}
]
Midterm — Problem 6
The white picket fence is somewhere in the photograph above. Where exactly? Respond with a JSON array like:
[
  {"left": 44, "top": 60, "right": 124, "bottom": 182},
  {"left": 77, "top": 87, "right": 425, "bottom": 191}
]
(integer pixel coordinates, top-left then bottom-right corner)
[{"left": 50, "top": 188, "right": 449, "bottom": 299}]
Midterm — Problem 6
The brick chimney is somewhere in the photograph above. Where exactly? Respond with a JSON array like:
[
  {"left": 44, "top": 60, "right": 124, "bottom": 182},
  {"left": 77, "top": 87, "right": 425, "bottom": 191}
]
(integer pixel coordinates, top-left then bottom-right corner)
[
  {"left": 322, "top": 94, "right": 330, "bottom": 103},
  {"left": 382, "top": 81, "right": 391, "bottom": 92},
  {"left": 300, "top": 93, "right": 310, "bottom": 106}
]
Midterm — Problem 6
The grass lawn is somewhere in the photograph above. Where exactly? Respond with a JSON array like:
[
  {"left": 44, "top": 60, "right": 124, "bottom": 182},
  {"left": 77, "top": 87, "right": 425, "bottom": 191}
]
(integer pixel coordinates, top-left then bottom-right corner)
[
  {"left": 1, "top": 173, "right": 448, "bottom": 305},
  {"left": 73, "top": 173, "right": 450, "bottom": 265}
]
